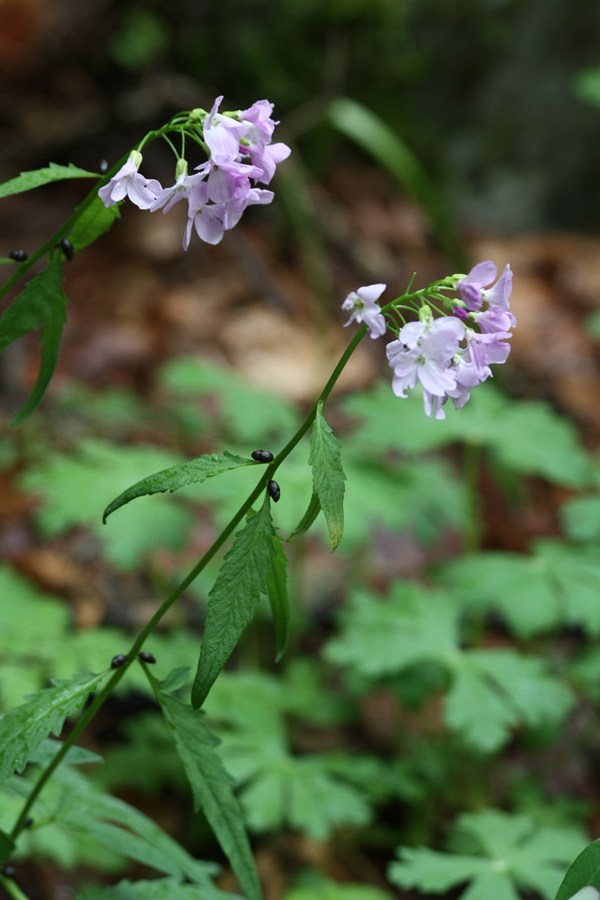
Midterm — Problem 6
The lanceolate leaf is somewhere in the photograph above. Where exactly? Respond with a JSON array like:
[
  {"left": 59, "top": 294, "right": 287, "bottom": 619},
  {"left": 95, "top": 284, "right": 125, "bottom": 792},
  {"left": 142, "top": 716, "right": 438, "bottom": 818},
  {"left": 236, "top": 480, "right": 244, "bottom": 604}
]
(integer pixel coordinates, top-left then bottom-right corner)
[
  {"left": 103, "top": 451, "right": 256, "bottom": 522},
  {"left": 70, "top": 196, "right": 121, "bottom": 250},
  {"left": 287, "top": 491, "right": 321, "bottom": 541},
  {"left": 0, "top": 671, "right": 106, "bottom": 785},
  {"left": 556, "top": 840, "right": 600, "bottom": 900},
  {"left": 309, "top": 403, "right": 346, "bottom": 550},
  {"left": 266, "top": 532, "right": 290, "bottom": 661},
  {"left": 0, "top": 162, "right": 98, "bottom": 199},
  {"left": 50, "top": 764, "right": 219, "bottom": 886},
  {"left": 192, "top": 498, "right": 275, "bottom": 709},
  {"left": 158, "top": 690, "right": 262, "bottom": 900},
  {"left": 0, "top": 257, "right": 65, "bottom": 353},
  {"left": 11, "top": 276, "right": 68, "bottom": 425}
]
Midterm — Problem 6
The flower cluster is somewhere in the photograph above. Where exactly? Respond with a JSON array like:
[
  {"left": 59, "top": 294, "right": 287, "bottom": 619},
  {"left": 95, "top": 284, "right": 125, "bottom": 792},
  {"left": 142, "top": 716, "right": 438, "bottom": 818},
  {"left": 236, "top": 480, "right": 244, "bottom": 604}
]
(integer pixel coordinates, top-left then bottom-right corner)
[
  {"left": 342, "top": 261, "right": 515, "bottom": 419},
  {"left": 98, "top": 97, "right": 291, "bottom": 248}
]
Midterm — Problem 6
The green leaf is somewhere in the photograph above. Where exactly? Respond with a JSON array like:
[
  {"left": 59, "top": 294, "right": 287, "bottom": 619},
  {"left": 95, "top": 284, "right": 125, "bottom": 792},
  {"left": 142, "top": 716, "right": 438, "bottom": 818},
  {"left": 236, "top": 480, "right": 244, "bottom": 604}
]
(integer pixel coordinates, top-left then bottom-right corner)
[
  {"left": 11, "top": 271, "right": 68, "bottom": 424},
  {"left": 441, "top": 551, "right": 562, "bottom": 638},
  {"left": 79, "top": 880, "right": 241, "bottom": 899},
  {"left": 390, "top": 810, "right": 585, "bottom": 900},
  {"left": 389, "top": 847, "right": 497, "bottom": 894},
  {"left": 561, "top": 496, "right": 600, "bottom": 543},
  {"left": 45, "top": 764, "right": 218, "bottom": 884},
  {"left": 441, "top": 541, "right": 600, "bottom": 638},
  {"left": 0, "top": 257, "right": 64, "bottom": 353},
  {"left": 192, "top": 498, "right": 276, "bottom": 708},
  {"left": 0, "top": 829, "right": 15, "bottom": 865},
  {"left": 556, "top": 841, "right": 600, "bottom": 900},
  {"left": 0, "top": 162, "right": 97, "bottom": 199},
  {"left": 309, "top": 402, "right": 346, "bottom": 550},
  {"left": 0, "top": 671, "right": 106, "bottom": 785},
  {"left": 70, "top": 196, "right": 120, "bottom": 250},
  {"left": 103, "top": 451, "right": 255, "bottom": 522},
  {"left": 285, "top": 879, "right": 392, "bottom": 900},
  {"left": 158, "top": 356, "right": 299, "bottom": 445},
  {"left": 343, "top": 382, "right": 593, "bottom": 488},
  {"left": 287, "top": 491, "right": 321, "bottom": 541},
  {"left": 325, "top": 584, "right": 459, "bottom": 678},
  {"left": 157, "top": 690, "right": 262, "bottom": 900},
  {"left": 266, "top": 532, "right": 290, "bottom": 661},
  {"left": 446, "top": 650, "right": 574, "bottom": 752},
  {"left": 20, "top": 440, "right": 194, "bottom": 571}
]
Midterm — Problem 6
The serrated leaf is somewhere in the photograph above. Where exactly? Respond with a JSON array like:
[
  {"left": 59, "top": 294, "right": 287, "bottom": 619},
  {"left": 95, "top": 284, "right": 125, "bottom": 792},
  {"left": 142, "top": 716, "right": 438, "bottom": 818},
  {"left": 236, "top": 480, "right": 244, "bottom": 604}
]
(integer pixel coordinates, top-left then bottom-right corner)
[
  {"left": 325, "top": 584, "right": 459, "bottom": 678},
  {"left": 11, "top": 271, "right": 68, "bottom": 424},
  {"left": 389, "top": 847, "right": 495, "bottom": 893},
  {"left": 390, "top": 810, "right": 585, "bottom": 900},
  {"left": 0, "top": 162, "right": 97, "bottom": 199},
  {"left": 287, "top": 491, "right": 321, "bottom": 541},
  {"left": 20, "top": 440, "right": 193, "bottom": 571},
  {"left": 192, "top": 498, "right": 276, "bottom": 708},
  {"left": 0, "top": 257, "right": 64, "bottom": 353},
  {"left": 310, "top": 403, "right": 345, "bottom": 550},
  {"left": 266, "top": 532, "right": 290, "bottom": 661},
  {"left": 157, "top": 690, "right": 261, "bottom": 900},
  {"left": 70, "top": 196, "right": 120, "bottom": 250},
  {"left": 441, "top": 551, "right": 562, "bottom": 638},
  {"left": 441, "top": 541, "right": 600, "bottom": 638},
  {"left": 444, "top": 659, "right": 519, "bottom": 752},
  {"left": 0, "top": 671, "right": 106, "bottom": 784},
  {"left": 445, "top": 650, "right": 574, "bottom": 751},
  {"left": 48, "top": 765, "right": 218, "bottom": 884},
  {"left": 556, "top": 841, "right": 600, "bottom": 900},
  {"left": 103, "top": 451, "right": 255, "bottom": 522},
  {"left": 343, "top": 382, "right": 593, "bottom": 488}
]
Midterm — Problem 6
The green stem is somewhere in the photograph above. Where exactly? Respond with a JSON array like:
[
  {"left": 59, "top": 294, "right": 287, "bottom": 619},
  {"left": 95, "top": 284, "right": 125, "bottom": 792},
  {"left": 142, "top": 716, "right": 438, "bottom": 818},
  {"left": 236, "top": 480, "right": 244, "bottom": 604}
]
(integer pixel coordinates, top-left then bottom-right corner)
[
  {"left": 9, "top": 321, "right": 368, "bottom": 843},
  {"left": 0, "top": 875, "right": 31, "bottom": 900}
]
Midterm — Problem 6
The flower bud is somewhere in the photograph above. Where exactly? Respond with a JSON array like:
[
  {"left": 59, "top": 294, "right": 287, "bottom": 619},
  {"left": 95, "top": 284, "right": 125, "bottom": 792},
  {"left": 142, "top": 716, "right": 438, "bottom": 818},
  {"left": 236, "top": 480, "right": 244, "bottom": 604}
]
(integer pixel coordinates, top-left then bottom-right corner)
[{"left": 175, "top": 158, "right": 188, "bottom": 179}]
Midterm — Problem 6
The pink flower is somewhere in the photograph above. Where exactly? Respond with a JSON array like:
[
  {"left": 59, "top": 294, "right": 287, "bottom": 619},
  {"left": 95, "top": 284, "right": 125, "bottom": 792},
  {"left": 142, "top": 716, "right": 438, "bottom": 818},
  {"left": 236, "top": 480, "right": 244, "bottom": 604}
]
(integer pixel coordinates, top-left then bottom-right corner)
[
  {"left": 457, "top": 261, "right": 513, "bottom": 312},
  {"left": 342, "top": 284, "right": 387, "bottom": 339},
  {"left": 98, "top": 152, "right": 162, "bottom": 210},
  {"left": 386, "top": 316, "right": 465, "bottom": 407},
  {"left": 238, "top": 100, "right": 291, "bottom": 184}
]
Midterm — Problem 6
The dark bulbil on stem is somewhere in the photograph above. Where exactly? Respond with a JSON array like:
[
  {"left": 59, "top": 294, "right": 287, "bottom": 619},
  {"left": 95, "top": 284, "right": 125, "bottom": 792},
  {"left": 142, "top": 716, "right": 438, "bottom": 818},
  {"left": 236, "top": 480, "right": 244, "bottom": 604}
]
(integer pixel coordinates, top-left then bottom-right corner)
[
  {"left": 267, "top": 479, "right": 281, "bottom": 502},
  {"left": 8, "top": 249, "right": 27, "bottom": 262},
  {"left": 110, "top": 654, "right": 128, "bottom": 669},
  {"left": 251, "top": 449, "right": 274, "bottom": 463},
  {"left": 59, "top": 237, "right": 75, "bottom": 261},
  {"left": 138, "top": 651, "right": 156, "bottom": 664}
]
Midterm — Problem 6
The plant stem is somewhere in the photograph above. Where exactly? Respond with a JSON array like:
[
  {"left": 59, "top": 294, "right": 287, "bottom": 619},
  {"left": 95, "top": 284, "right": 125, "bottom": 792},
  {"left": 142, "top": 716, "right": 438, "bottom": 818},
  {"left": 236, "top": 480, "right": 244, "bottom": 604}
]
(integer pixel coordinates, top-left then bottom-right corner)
[
  {"left": 0, "top": 875, "right": 31, "bottom": 900},
  {"left": 9, "top": 321, "right": 368, "bottom": 842}
]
